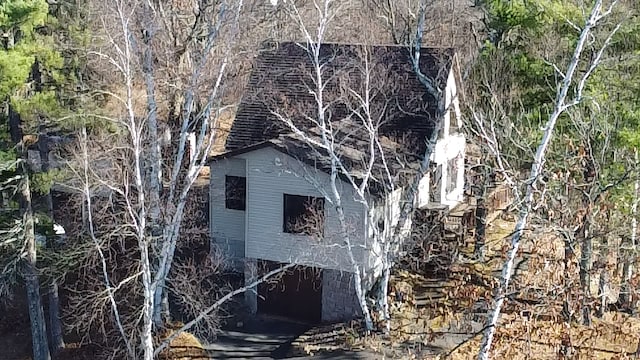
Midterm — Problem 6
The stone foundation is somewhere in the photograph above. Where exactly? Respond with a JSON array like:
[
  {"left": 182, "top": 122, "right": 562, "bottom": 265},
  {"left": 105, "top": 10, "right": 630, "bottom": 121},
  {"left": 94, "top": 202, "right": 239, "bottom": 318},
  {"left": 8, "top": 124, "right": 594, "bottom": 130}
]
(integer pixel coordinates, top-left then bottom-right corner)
[
  {"left": 244, "top": 258, "right": 258, "bottom": 314},
  {"left": 321, "top": 269, "right": 361, "bottom": 323},
  {"left": 243, "top": 260, "right": 361, "bottom": 323}
]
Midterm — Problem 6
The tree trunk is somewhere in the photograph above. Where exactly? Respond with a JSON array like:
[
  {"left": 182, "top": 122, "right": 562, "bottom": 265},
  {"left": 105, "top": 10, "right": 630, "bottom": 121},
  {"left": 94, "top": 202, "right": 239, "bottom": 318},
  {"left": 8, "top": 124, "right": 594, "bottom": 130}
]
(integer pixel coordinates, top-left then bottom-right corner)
[
  {"left": 562, "top": 230, "right": 574, "bottom": 322},
  {"left": 22, "top": 175, "right": 51, "bottom": 360},
  {"left": 597, "top": 266, "right": 608, "bottom": 318},
  {"left": 334, "top": 204, "right": 374, "bottom": 331},
  {"left": 475, "top": 196, "right": 487, "bottom": 260},
  {"left": 621, "top": 149, "right": 639, "bottom": 311},
  {"left": 577, "top": 212, "right": 592, "bottom": 326},
  {"left": 476, "top": 1, "right": 613, "bottom": 355},
  {"left": 140, "top": 1, "right": 166, "bottom": 328},
  {"left": 24, "top": 259, "right": 51, "bottom": 360},
  {"left": 376, "top": 265, "right": 391, "bottom": 333},
  {"left": 38, "top": 135, "right": 65, "bottom": 353},
  {"left": 140, "top": 245, "right": 155, "bottom": 360},
  {"left": 595, "top": 235, "right": 609, "bottom": 318},
  {"left": 10, "top": 107, "right": 50, "bottom": 360},
  {"left": 619, "top": 235, "right": 633, "bottom": 310}
]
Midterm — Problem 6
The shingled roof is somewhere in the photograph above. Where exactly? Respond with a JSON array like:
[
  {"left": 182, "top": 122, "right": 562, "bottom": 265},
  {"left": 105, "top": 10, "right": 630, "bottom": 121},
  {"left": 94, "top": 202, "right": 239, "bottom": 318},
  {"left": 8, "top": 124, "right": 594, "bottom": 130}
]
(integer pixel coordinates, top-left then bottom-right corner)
[{"left": 215, "top": 42, "right": 455, "bottom": 192}]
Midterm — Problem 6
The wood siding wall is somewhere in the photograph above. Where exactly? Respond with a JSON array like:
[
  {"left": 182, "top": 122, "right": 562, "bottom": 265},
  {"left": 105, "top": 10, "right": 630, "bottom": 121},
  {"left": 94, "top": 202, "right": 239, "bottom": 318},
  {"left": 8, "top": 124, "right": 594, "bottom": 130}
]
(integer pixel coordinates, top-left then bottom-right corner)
[
  {"left": 211, "top": 147, "right": 368, "bottom": 273},
  {"left": 210, "top": 158, "right": 247, "bottom": 270}
]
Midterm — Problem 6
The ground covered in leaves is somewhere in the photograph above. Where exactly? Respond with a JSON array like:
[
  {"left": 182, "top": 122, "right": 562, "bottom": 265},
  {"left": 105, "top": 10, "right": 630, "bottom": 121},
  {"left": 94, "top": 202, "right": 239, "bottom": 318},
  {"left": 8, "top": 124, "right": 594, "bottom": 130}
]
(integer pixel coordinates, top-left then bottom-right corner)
[{"left": 289, "top": 218, "right": 640, "bottom": 359}]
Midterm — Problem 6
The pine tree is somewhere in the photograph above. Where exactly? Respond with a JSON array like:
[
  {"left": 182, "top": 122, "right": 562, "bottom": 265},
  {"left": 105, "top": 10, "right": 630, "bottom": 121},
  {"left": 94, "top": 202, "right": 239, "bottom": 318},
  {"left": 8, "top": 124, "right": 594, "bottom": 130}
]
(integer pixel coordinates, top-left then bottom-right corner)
[{"left": 1, "top": 1, "right": 73, "bottom": 358}]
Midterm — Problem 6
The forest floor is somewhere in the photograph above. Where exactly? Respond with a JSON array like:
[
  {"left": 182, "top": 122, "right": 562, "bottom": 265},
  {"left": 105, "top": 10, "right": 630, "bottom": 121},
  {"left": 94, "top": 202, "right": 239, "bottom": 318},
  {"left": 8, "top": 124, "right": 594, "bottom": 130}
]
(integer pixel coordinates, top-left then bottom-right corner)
[
  {"left": 288, "top": 218, "right": 640, "bottom": 359},
  {"left": 4, "top": 218, "right": 640, "bottom": 359}
]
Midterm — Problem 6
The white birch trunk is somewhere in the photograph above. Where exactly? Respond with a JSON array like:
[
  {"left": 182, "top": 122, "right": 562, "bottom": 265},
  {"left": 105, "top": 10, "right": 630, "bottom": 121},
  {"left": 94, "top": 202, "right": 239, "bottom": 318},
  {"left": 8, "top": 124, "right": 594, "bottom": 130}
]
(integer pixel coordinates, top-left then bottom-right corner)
[
  {"left": 376, "top": 266, "right": 391, "bottom": 333},
  {"left": 117, "top": 3, "right": 155, "bottom": 354},
  {"left": 139, "top": 0, "right": 166, "bottom": 327},
  {"left": 129, "top": 74, "right": 154, "bottom": 360},
  {"left": 477, "top": 1, "right": 619, "bottom": 357}
]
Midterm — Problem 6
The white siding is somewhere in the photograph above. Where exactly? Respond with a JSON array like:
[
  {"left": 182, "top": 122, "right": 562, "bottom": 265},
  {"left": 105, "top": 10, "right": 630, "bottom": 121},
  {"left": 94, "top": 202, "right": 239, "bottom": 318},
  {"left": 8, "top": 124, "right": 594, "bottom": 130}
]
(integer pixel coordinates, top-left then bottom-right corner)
[
  {"left": 210, "top": 158, "right": 246, "bottom": 269},
  {"left": 443, "top": 66, "right": 465, "bottom": 208},
  {"left": 365, "top": 187, "right": 412, "bottom": 281},
  {"left": 434, "top": 134, "right": 465, "bottom": 208},
  {"left": 415, "top": 132, "right": 465, "bottom": 210},
  {"left": 416, "top": 66, "right": 466, "bottom": 210},
  {"left": 238, "top": 147, "right": 367, "bottom": 272},
  {"left": 417, "top": 173, "right": 430, "bottom": 208},
  {"left": 444, "top": 67, "right": 462, "bottom": 136}
]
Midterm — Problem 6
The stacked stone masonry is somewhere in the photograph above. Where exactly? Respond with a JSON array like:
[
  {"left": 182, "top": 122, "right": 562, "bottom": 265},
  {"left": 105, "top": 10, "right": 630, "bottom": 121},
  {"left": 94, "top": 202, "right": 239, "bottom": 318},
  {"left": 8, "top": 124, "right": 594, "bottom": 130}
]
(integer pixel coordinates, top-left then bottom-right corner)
[{"left": 321, "top": 268, "right": 362, "bottom": 323}]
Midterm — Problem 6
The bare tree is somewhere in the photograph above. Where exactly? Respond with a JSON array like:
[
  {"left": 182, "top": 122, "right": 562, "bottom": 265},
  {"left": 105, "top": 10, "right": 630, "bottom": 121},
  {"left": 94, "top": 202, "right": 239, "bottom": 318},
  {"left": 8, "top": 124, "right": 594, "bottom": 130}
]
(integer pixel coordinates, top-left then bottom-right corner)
[
  {"left": 62, "top": 0, "right": 243, "bottom": 357},
  {"left": 365, "top": 0, "right": 484, "bottom": 69},
  {"left": 273, "top": 0, "right": 377, "bottom": 331},
  {"left": 618, "top": 149, "right": 639, "bottom": 310},
  {"left": 265, "top": 0, "right": 458, "bottom": 334},
  {"left": 476, "top": 1, "right": 621, "bottom": 358},
  {"left": 56, "top": 1, "right": 310, "bottom": 357}
]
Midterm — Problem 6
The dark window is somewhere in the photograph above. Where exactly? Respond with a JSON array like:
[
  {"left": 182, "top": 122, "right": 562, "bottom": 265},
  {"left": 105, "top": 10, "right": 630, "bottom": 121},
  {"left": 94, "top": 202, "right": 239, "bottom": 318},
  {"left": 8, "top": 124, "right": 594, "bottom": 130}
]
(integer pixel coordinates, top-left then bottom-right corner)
[
  {"left": 225, "top": 176, "right": 246, "bottom": 210},
  {"left": 283, "top": 194, "right": 325, "bottom": 235},
  {"left": 430, "top": 163, "right": 442, "bottom": 203},
  {"left": 446, "top": 156, "right": 459, "bottom": 194},
  {"left": 376, "top": 218, "right": 385, "bottom": 233}
]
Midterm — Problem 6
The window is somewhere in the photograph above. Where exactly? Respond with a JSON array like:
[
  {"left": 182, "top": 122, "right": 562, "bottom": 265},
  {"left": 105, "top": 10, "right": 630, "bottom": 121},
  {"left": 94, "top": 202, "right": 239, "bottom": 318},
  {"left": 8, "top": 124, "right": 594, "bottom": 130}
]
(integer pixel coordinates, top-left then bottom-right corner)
[
  {"left": 225, "top": 176, "right": 246, "bottom": 210},
  {"left": 446, "top": 156, "right": 459, "bottom": 194},
  {"left": 449, "top": 88, "right": 461, "bottom": 133},
  {"left": 430, "top": 164, "right": 442, "bottom": 203},
  {"left": 283, "top": 194, "right": 325, "bottom": 235}
]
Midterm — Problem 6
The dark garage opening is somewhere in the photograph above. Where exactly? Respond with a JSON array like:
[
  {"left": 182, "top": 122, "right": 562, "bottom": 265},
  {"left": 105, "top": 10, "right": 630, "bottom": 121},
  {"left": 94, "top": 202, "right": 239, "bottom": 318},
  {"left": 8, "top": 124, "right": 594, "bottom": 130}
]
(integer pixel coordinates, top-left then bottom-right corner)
[{"left": 257, "top": 261, "right": 322, "bottom": 324}]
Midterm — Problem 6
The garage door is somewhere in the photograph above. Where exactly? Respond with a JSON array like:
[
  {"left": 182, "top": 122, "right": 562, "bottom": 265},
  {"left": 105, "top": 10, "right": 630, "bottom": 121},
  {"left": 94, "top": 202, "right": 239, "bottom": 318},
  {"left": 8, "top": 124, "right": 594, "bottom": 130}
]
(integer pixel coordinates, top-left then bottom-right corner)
[{"left": 257, "top": 261, "right": 322, "bottom": 323}]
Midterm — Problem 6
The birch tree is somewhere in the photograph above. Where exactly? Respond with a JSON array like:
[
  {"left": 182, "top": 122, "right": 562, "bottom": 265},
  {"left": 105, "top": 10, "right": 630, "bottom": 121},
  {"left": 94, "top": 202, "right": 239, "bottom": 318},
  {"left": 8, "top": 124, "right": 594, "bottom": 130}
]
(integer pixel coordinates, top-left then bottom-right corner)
[
  {"left": 477, "top": 1, "right": 621, "bottom": 358},
  {"left": 273, "top": 0, "right": 377, "bottom": 331},
  {"left": 60, "top": 0, "right": 244, "bottom": 358},
  {"left": 59, "top": 0, "right": 300, "bottom": 357},
  {"left": 268, "top": 0, "right": 454, "bottom": 333},
  {"left": 619, "top": 150, "right": 639, "bottom": 310}
]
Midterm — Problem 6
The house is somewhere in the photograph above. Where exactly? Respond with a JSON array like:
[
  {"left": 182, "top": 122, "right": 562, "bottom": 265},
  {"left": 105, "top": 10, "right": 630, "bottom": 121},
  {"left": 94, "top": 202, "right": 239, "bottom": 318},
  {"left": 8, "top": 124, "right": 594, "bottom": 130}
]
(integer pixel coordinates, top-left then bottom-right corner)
[{"left": 208, "top": 42, "right": 465, "bottom": 324}]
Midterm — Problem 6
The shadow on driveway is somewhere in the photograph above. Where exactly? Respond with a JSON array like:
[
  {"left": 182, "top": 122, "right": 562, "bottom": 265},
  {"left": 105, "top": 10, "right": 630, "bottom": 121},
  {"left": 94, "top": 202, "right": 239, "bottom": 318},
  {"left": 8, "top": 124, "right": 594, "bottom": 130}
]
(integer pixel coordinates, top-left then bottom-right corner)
[
  {"left": 205, "top": 314, "right": 311, "bottom": 359},
  {"left": 205, "top": 314, "right": 380, "bottom": 359}
]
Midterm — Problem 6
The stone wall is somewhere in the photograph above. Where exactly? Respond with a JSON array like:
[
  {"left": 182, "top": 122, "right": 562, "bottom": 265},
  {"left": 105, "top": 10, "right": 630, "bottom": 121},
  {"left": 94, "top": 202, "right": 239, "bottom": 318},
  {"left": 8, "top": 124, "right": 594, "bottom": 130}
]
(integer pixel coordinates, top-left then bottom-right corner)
[
  {"left": 321, "top": 269, "right": 361, "bottom": 323},
  {"left": 244, "top": 260, "right": 361, "bottom": 323},
  {"left": 244, "top": 258, "right": 258, "bottom": 314}
]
